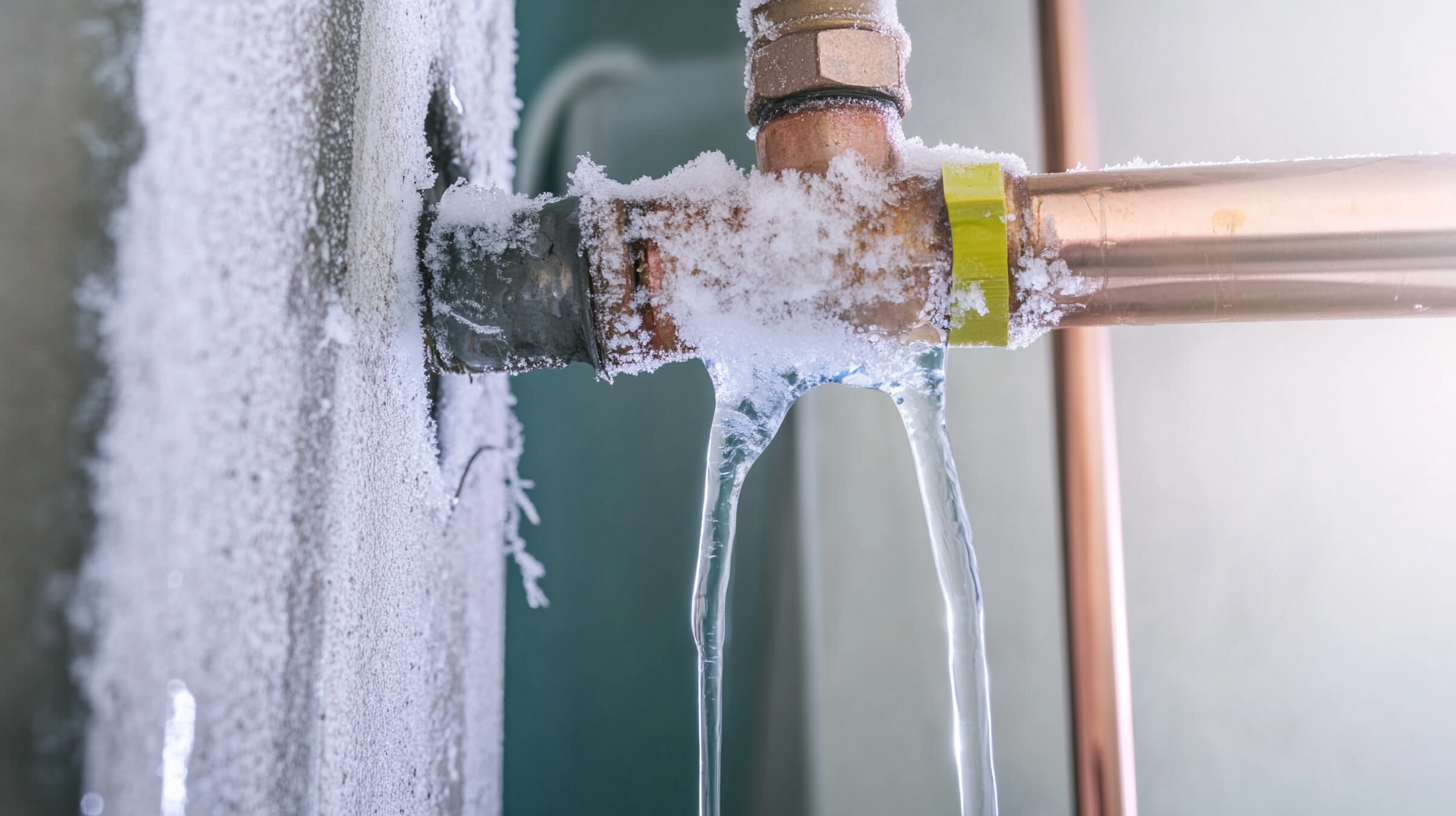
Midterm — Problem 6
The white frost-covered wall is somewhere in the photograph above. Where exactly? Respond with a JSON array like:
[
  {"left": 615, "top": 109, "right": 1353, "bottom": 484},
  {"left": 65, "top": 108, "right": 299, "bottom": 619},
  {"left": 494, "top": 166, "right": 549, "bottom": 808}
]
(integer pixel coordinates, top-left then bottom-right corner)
[{"left": 78, "top": 0, "right": 520, "bottom": 813}]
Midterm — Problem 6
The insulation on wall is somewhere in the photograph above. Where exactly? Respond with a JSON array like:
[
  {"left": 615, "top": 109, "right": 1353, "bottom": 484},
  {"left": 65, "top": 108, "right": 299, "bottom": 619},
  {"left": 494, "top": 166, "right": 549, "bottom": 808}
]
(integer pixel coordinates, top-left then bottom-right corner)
[{"left": 75, "top": 0, "right": 521, "bottom": 813}]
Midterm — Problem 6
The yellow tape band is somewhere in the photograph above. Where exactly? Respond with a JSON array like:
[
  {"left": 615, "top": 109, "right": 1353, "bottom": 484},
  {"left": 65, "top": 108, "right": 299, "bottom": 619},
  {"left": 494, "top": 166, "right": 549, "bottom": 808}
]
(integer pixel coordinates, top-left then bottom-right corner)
[{"left": 942, "top": 163, "right": 1010, "bottom": 347}]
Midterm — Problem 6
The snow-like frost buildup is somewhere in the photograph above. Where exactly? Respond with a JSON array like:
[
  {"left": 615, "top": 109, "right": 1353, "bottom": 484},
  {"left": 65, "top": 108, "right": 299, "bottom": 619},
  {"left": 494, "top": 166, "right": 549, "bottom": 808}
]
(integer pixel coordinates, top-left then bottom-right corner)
[
  {"left": 574, "top": 150, "right": 907, "bottom": 376},
  {"left": 432, "top": 181, "right": 551, "bottom": 258},
  {"left": 950, "top": 280, "right": 989, "bottom": 321},
  {"left": 569, "top": 138, "right": 1026, "bottom": 381},
  {"left": 1006, "top": 217, "right": 1101, "bottom": 349},
  {"left": 77, "top": 0, "right": 524, "bottom": 813}
]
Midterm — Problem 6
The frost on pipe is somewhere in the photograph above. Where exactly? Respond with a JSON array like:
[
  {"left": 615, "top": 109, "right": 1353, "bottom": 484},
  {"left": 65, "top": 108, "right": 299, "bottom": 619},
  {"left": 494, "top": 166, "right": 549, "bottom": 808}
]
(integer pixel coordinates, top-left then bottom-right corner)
[
  {"left": 573, "top": 148, "right": 952, "bottom": 375},
  {"left": 432, "top": 139, "right": 1023, "bottom": 816},
  {"left": 427, "top": 152, "right": 1456, "bottom": 367},
  {"left": 427, "top": 140, "right": 1032, "bottom": 376}
]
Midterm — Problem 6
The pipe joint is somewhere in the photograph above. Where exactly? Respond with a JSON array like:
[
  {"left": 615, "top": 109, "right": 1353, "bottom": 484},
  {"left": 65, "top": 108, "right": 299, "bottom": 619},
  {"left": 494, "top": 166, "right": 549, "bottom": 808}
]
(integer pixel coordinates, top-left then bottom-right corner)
[
  {"left": 747, "top": 27, "right": 908, "bottom": 127},
  {"left": 745, "top": 0, "right": 910, "bottom": 176}
]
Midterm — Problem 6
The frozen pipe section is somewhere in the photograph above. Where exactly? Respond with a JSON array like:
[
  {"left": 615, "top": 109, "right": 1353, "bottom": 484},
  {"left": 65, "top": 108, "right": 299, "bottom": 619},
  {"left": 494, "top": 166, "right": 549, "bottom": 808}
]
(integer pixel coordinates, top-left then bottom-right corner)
[
  {"left": 424, "top": 153, "right": 1456, "bottom": 374},
  {"left": 425, "top": 0, "right": 930, "bottom": 376},
  {"left": 421, "top": 1, "right": 1456, "bottom": 374},
  {"left": 425, "top": 196, "right": 599, "bottom": 373}
]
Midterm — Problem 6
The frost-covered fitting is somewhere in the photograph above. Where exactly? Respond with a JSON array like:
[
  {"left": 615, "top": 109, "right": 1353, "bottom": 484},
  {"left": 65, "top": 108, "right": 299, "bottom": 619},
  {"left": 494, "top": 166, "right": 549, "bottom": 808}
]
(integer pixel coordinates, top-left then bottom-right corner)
[
  {"left": 425, "top": 192, "right": 599, "bottom": 373},
  {"left": 422, "top": 153, "right": 1456, "bottom": 377},
  {"left": 423, "top": 143, "right": 1038, "bottom": 378}
]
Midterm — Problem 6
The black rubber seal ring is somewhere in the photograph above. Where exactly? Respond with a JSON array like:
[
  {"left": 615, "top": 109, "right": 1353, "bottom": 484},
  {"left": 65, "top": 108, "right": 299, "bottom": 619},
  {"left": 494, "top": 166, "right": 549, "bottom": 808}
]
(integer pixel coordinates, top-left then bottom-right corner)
[{"left": 753, "top": 88, "right": 904, "bottom": 128}]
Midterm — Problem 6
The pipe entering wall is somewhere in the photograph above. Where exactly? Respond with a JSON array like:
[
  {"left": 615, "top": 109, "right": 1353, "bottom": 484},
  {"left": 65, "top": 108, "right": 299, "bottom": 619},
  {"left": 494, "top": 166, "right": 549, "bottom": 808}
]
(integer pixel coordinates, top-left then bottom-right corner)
[{"left": 424, "top": 152, "right": 1456, "bottom": 374}]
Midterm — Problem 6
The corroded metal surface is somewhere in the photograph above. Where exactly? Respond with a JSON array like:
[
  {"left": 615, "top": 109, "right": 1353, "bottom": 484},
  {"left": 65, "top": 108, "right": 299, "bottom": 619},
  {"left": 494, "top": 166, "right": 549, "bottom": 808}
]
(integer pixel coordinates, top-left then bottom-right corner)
[
  {"left": 427, "top": 198, "right": 600, "bottom": 373},
  {"left": 581, "top": 173, "right": 951, "bottom": 373}
]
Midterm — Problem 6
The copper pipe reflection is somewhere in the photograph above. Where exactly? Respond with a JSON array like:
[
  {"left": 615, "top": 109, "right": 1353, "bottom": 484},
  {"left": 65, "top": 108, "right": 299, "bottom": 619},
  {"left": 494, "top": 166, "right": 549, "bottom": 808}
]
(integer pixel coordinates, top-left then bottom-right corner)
[
  {"left": 1036, "top": 3, "right": 1139, "bottom": 816},
  {"left": 1012, "top": 155, "right": 1456, "bottom": 326}
]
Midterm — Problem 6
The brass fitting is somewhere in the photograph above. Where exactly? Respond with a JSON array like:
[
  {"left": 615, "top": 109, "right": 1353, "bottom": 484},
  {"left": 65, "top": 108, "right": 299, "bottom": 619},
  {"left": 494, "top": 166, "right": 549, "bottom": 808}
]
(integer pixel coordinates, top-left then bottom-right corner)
[
  {"left": 583, "top": 174, "right": 953, "bottom": 373},
  {"left": 749, "top": 28, "right": 906, "bottom": 125},
  {"left": 743, "top": 0, "right": 910, "bottom": 127},
  {"left": 746, "top": 0, "right": 910, "bottom": 177},
  {"left": 755, "top": 101, "right": 903, "bottom": 175}
]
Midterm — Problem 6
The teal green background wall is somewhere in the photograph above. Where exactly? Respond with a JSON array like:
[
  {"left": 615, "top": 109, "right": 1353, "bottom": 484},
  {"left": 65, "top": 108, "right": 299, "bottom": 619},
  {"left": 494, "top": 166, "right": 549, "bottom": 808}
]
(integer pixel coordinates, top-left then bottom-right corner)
[
  {"left": 515, "top": 2, "right": 741, "bottom": 118},
  {"left": 505, "top": 3, "right": 800, "bottom": 815}
]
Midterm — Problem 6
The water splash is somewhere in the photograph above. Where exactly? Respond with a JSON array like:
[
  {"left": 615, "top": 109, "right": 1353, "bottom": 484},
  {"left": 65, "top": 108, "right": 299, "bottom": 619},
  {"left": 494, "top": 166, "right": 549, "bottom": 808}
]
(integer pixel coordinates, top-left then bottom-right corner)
[{"left": 692, "top": 345, "right": 997, "bottom": 816}]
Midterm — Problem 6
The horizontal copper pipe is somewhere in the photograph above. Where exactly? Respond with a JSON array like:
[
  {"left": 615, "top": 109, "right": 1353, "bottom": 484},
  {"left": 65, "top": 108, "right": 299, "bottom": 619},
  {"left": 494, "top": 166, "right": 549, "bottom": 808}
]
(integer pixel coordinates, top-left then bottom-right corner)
[{"left": 1009, "top": 154, "right": 1456, "bottom": 327}]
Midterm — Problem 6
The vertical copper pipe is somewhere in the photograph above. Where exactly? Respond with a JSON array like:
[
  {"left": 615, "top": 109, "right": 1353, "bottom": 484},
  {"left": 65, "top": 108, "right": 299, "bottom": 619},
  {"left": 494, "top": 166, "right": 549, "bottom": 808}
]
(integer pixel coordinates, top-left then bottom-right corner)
[
  {"left": 1036, "top": 2, "right": 1139, "bottom": 816},
  {"left": 1036, "top": 0, "right": 1098, "bottom": 174}
]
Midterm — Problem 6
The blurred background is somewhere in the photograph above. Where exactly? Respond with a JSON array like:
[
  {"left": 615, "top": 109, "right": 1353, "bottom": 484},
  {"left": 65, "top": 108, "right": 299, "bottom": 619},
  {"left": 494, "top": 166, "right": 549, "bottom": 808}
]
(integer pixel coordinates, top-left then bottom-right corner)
[
  {"left": 504, "top": 1, "right": 1456, "bottom": 816},
  {"left": 4, "top": 0, "right": 1456, "bottom": 814}
]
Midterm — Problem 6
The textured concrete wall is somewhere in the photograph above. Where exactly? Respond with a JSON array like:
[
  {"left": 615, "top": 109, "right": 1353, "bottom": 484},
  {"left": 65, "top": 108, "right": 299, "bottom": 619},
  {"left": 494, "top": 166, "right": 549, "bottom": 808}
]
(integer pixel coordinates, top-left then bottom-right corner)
[{"left": 1, "top": 1, "right": 522, "bottom": 813}]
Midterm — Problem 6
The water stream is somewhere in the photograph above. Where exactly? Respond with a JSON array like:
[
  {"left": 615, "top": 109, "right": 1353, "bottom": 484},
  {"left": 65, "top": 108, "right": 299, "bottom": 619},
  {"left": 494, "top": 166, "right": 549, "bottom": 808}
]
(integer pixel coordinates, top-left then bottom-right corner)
[
  {"left": 692, "top": 345, "right": 998, "bottom": 816},
  {"left": 429, "top": 142, "right": 1016, "bottom": 816}
]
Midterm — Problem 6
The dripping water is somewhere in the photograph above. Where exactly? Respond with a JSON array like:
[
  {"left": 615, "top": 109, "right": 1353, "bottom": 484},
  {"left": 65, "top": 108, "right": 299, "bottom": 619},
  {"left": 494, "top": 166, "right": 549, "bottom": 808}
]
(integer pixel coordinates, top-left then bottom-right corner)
[
  {"left": 691, "top": 345, "right": 998, "bottom": 816},
  {"left": 887, "top": 347, "right": 998, "bottom": 816},
  {"left": 692, "top": 365, "right": 807, "bottom": 816}
]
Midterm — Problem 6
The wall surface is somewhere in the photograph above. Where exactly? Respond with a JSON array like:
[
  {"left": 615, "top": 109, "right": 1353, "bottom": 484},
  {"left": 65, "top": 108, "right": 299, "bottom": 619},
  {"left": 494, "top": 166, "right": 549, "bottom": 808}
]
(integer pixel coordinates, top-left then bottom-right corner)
[
  {"left": 2, "top": 0, "right": 523, "bottom": 813},
  {"left": 805, "top": 2, "right": 1456, "bottom": 816},
  {"left": 1093, "top": 2, "right": 1456, "bottom": 814}
]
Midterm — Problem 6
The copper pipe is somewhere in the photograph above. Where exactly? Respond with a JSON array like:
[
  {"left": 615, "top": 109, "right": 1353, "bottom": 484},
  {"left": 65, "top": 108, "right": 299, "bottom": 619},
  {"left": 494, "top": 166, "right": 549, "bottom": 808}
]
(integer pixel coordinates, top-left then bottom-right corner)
[
  {"left": 1036, "top": 3, "right": 1139, "bottom": 816},
  {"left": 1036, "top": 0, "right": 1099, "bottom": 176},
  {"left": 747, "top": 0, "right": 908, "bottom": 176},
  {"left": 755, "top": 101, "right": 904, "bottom": 176},
  {"left": 1011, "top": 155, "right": 1456, "bottom": 326},
  {"left": 1050, "top": 327, "right": 1137, "bottom": 816}
]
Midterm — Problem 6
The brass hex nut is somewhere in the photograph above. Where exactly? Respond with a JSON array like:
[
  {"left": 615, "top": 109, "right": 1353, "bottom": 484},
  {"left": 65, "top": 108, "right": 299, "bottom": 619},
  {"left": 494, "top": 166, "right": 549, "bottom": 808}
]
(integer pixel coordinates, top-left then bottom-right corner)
[{"left": 749, "top": 28, "right": 907, "bottom": 124}]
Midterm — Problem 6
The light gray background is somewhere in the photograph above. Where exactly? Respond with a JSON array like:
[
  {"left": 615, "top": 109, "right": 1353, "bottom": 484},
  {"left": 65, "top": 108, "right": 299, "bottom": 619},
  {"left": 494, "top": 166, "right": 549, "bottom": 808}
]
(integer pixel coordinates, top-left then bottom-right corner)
[{"left": 801, "top": 1, "right": 1456, "bottom": 815}]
